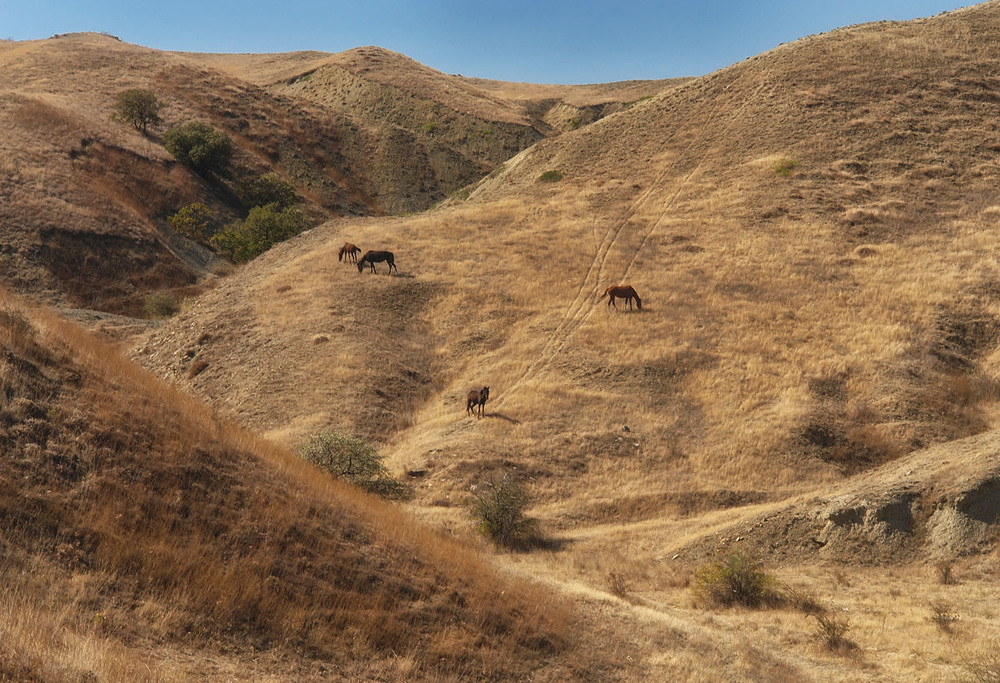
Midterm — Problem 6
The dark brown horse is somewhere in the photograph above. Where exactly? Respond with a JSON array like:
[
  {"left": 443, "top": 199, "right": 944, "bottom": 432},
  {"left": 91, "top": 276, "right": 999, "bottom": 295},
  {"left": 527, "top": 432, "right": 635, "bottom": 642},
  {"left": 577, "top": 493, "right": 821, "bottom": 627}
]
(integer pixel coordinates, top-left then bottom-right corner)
[
  {"left": 467, "top": 386, "right": 489, "bottom": 418},
  {"left": 602, "top": 285, "right": 642, "bottom": 311},
  {"left": 357, "top": 250, "right": 398, "bottom": 274},
  {"left": 338, "top": 243, "right": 360, "bottom": 263}
]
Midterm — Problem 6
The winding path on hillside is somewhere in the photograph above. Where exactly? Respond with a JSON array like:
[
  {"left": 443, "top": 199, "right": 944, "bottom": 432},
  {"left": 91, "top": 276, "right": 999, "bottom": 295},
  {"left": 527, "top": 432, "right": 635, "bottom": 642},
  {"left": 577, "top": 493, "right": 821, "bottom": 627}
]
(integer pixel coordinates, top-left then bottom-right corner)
[
  {"left": 497, "top": 103, "right": 714, "bottom": 405},
  {"left": 495, "top": 73, "right": 773, "bottom": 407}
]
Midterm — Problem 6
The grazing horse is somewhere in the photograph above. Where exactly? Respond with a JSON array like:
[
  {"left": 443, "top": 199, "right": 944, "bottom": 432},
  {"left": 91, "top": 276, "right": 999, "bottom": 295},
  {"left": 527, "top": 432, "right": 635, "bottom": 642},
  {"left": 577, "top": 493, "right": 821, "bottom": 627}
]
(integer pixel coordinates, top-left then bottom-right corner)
[
  {"left": 357, "top": 250, "right": 398, "bottom": 275},
  {"left": 338, "top": 243, "right": 360, "bottom": 263},
  {"left": 603, "top": 285, "right": 642, "bottom": 311},
  {"left": 467, "top": 386, "right": 489, "bottom": 418}
]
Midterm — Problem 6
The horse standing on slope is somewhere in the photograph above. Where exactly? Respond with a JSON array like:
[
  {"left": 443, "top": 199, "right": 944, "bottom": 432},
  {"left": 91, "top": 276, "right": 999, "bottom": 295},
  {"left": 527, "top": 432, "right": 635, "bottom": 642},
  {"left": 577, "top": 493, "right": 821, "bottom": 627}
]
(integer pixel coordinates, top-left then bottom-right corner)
[
  {"left": 602, "top": 285, "right": 642, "bottom": 311},
  {"left": 339, "top": 243, "right": 361, "bottom": 263},
  {"left": 467, "top": 386, "right": 489, "bottom": 418},
  {"left": 357, "top": 250, "right": 398, "bottom": 275}
]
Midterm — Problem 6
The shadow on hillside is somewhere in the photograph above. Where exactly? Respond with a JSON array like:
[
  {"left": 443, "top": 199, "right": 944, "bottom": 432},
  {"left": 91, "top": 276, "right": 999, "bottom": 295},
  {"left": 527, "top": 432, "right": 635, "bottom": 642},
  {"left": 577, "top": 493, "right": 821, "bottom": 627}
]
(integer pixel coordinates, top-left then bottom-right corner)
[
  {"left": 484, "top": 412, "right": 520, "bottom": 424},
  {"left": 511, "top": 533, "right": 575, "bottom": 554}
]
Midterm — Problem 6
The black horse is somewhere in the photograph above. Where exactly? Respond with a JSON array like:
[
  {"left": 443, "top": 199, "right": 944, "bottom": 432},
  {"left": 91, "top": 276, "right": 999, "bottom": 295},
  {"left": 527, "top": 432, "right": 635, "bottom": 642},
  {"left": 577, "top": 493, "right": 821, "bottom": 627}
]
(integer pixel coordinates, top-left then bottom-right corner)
[
  {"left": 466, "top": 386, "right": 489, "bottom": 418},
  {"left": 357, "top": 250, "right": 398, "bottom": 275}
]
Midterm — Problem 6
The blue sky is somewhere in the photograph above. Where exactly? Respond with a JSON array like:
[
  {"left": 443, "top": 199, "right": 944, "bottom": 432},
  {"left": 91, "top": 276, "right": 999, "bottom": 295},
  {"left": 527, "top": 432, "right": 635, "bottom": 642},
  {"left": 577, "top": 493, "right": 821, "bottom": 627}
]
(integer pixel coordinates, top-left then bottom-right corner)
[{"left": 0, "top": 1, "right": 974, "bottom": 83}]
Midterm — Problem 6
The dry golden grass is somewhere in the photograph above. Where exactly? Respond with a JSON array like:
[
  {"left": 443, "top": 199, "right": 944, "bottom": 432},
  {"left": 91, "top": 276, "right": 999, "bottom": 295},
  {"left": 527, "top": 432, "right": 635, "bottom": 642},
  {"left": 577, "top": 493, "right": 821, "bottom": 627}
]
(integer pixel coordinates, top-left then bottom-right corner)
[
  {"left": 10, "top": 4, "right": 1000, "bottom": 680},
  {"left": 127, "top": 4, "right": 1000, "bottom": 679},
  {"left": 0, "top": 287, "right": 602, "bottom": 680}
]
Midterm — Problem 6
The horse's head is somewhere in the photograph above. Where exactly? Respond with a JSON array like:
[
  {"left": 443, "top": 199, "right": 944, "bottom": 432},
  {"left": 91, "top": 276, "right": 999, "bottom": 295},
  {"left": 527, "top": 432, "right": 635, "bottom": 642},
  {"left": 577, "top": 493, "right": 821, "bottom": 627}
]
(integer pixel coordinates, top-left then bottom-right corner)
[
  {"left": 357, "top": 260, "right": 364, "bottom": 273},
  {"left": 482, "top": 386, "right": 490, "bottom": 400}
]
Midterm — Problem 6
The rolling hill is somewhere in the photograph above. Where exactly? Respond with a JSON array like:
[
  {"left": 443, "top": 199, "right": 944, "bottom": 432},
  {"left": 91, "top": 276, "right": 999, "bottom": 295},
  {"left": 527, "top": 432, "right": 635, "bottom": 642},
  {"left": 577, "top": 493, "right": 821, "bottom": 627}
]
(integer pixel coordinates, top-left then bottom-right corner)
[
  {"left": 132, "top": 3, "right": 1000, "bottom": 678},
  {"left": 6, "top": 2, "right": 1000, "bottom": 680},
  {"left": 0, "top": 33, "right": 677, "bottom": 317}
]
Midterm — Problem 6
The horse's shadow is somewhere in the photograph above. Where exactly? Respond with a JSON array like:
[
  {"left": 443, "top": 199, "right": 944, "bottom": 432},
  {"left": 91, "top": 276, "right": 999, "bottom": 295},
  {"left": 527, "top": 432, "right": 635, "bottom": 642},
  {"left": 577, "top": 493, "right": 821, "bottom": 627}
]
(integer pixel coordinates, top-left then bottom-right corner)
[{"left": 483, "top": 412, "right": 520, "bottom": 425}]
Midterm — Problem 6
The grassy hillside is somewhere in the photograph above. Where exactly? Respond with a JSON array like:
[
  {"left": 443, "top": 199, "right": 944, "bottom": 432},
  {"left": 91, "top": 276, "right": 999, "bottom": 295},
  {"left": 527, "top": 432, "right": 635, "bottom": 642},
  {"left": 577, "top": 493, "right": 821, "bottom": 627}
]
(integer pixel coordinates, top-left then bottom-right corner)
[
  {"left": 11, "top": 3, "right": 1000, "bottom": 679},
  {"left": 0, "top": 286, "right": 598, "bottom": 680},
  {"left": 0, "top": 33, "right": 367, "bottom": 315},
  {"left": 132, "top": 6, "right": 1000, "bottom": 677},
  {"left": 140, "top": 2, "right": 1000, "bottom": 506},
  {"left": 201, "top": 46, "right": 684, "bottom": 211},
  {"left": 0, "top": 34, "right": 675, "bottom": 316}
]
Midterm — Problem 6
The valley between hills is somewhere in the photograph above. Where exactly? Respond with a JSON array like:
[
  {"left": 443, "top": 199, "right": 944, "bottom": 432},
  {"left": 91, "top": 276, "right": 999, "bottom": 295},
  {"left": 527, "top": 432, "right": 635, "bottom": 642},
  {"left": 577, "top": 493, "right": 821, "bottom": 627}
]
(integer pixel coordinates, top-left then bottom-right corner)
[{"left": 3, "top": 3, "right": 1000, "bottom": 680}]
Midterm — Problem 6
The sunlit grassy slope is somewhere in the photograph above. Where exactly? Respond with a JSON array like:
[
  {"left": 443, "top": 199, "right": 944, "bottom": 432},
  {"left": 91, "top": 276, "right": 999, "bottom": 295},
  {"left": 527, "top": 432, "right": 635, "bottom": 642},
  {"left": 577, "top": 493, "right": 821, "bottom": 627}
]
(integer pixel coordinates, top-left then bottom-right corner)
[
  {"left": 10, "top": 2, "right": 1000, "bottom": 680},
  {"left": 141, "top": 2, "right": 1000, "bottom": 512},
  {"left": 0, "top": 287, "right": 599, "bottom": 680}
]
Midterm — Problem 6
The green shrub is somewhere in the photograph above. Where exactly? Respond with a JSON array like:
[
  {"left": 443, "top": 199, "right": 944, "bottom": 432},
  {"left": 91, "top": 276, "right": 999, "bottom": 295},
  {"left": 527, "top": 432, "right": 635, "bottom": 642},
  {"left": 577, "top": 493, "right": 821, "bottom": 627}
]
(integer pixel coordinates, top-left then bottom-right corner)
[
  {"left": 470, "top": 474, "right": 540, "bottom": 549},
  {"left": 296, "top": 431, "right": 407, "bottom": 499},
  {"left": 210, "top": 204, "right": 315, "bottom": 263},
  {"left": 111, "top": 88, "right": 161, "bottom": 134},
  {"left": 538, "top": 170, "right": 564, "bottom": 183},
  {"left": 167, "top": 202, "right": 217, "bottom": 241},
  {"left": 772, "top": 158, "right": 799, "bottom": 177},
  {"left": 692, "top": 551, "right": 781, "bottom": 608},
  {"left": 164, "top": 121, "right": 233, "bottom": 176},
  {"left": 236, "top": 173, "right": 298, "bottom": 210},
  {"left": 142, "top": 290, "right": 179, "bottom": 319}
]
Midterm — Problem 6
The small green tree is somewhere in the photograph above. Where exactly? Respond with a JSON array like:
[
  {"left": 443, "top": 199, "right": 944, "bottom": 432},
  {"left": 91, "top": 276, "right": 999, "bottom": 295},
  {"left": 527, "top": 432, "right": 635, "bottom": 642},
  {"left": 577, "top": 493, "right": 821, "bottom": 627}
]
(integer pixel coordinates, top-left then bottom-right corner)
[
  {"left": 209, "top": 203, "right": 315, "bottom": 262},
  {"left": 237, "top": 172, "right": 299, "bottom": 210},
  {"left": 470, "top": 473, "right": 540, "bottom": 549},
  {"left": 167, "top": 202, "right": 217, "bottom": 241},
  {"left": 692, "top": 551, "right": 781, "bottom": 608},
  {"left": 296, "top": 431, "right": 407, "bottom": 499},
  {"left": 111, "top": 88, "right": 161, "bottom": 134},
  {"left": 164, "top": 121, "right": 233, "bottom": 176}
]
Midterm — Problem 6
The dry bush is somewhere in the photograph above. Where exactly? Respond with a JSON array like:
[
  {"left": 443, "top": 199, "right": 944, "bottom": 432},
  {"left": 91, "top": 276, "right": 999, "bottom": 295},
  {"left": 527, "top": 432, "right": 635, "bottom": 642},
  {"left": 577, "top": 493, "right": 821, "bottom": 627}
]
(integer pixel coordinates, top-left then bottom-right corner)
[
  {"left": 606, "top": 571, "right": 630, "bottom": 600},
  {"left": 692, "top": 552, "right": 782, "bottom": 609},
  {"left": 966, "top": 640, "right": 1000, "bottom": 683},
  {"left": 810, "top": 612, "right": 857, "bottom": 654},
  {"left": 187, "top": 359, "right": 209, "bottom": 378},
  {"left": 296, "top": 430, "right": 408, "bottom": 499},
  {"left": 928, "top": 600, "right": 960, "bottom": 634},
  {"left": 142, "top": 290, "right": 179, "bottom": 319},
  {"left": 935, "top": 560, "right": 956, "bottom": 585}
]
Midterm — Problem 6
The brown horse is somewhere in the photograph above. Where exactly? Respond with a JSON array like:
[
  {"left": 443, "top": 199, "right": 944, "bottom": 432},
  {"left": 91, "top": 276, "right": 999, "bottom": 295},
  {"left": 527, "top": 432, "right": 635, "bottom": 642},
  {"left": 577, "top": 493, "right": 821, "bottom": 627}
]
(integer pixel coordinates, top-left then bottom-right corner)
[
  {"left": 338, "top": 243, "right": 360, "bottom": 263},
  {"left": 603, "top": 285, "right": 642, "bottom": 311},
  {"left": 467, "top": 386, "right": 489, "bottom": 418},
  {"left": 357, "top": 250, "right": 398, "bottom": 275}
]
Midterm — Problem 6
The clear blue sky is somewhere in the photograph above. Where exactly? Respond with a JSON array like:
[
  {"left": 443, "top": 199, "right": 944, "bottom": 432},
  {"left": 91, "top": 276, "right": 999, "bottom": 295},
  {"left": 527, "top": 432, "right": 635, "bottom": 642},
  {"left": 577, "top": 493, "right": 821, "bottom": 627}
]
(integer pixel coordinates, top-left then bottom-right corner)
[{"left": 0, "top": 1, "right": 975, "bottom": 83}]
